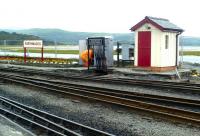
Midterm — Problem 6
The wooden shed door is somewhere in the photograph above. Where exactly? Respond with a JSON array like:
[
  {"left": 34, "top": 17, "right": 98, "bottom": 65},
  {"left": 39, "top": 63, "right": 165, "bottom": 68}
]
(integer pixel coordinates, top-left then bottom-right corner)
[{"left": 138, "top": 31, "right": 151, "bottom": 67}]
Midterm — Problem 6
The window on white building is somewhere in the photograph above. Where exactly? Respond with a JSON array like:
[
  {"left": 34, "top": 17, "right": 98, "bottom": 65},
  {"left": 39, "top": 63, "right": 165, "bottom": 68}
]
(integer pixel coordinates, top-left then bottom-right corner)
[{"left": 165, "top": 35, "right": 169, "bottom": 49}]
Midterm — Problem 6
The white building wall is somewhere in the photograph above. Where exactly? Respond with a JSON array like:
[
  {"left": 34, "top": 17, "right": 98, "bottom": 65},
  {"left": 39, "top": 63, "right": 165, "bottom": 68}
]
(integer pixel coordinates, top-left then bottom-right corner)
[
  {"left": 151, "top": 30, "right": 162, "bottom": 67},
  {"left": 122, "top": 45, "right": 133, "bottom": 60},
  {"left": 134, "top": 32, "right": 138, "bottom": 66},
  {"left": 79, "top": 40, "right": 87, "bottom": 65},
  {"left": 177, "top": 36, "right": 180, "bottom": 66},
  {"left": 160, "top": 32, "right": 177, "bottom": 67}
]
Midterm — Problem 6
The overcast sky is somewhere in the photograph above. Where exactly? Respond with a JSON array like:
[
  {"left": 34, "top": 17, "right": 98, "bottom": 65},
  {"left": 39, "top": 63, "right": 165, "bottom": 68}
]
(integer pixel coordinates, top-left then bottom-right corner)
[{"left": 0, "top": 0, "right": 199, "bottom": 36}]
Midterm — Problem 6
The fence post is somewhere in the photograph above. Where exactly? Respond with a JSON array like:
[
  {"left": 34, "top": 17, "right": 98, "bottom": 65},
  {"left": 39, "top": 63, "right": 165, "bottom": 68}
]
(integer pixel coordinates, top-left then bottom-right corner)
[
  {"left": 4, "top": 40, "right": 6, "bottom": 46},
  {"left": 24, "top": 47, "right": 26, "bottom": 63},
  {"left": 41, "top": 47, "right": 44, "bottom": 63},
  {"left": 4, "top": 40, "right": 6, "bottom": 56},
  {"left": 54, "top": 40, "right": 57, "bottom": 58}
]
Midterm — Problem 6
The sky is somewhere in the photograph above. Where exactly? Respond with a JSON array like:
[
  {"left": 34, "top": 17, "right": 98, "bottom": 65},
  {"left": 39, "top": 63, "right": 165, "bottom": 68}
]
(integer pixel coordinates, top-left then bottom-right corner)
[{"left": 0, "top": 0, "right": 199, "bottom": 36}]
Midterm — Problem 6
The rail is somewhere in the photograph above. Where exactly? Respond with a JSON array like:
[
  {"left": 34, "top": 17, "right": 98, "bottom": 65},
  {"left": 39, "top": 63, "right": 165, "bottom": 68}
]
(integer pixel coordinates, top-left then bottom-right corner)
[
  {"left": 0, "top": 73, "right": 200, "bottom": 126},
  {"left": 0, "top": 95, "right": 114, "bottom": 136}
]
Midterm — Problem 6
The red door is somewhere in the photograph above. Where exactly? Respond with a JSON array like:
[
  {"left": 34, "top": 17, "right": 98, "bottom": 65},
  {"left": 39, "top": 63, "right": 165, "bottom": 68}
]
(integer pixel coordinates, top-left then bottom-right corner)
[{"left": 138, "top": 31, "right": 151, "bottom": 67}]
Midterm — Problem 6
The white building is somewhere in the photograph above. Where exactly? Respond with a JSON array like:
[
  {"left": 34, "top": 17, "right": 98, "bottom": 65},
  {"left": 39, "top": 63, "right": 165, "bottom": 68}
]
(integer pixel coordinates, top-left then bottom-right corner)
[
  {"left": 121, "top": 44, "right": 134, "bottom": 60},
  {"left": 130, "top": 16, "right": 183, "bottom": 72}
]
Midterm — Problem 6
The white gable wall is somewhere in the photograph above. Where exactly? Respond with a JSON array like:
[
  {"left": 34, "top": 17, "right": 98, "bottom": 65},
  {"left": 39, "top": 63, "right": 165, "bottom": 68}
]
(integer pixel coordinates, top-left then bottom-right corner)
[
  {"left": 134, "top": 31, "right": 138, "bottom": 66},
  {"left": 134, "top": 23, "right": 162, "bottom": 67},
  {"left": 151, "top": 30, "right": 162, "bottom": 67}
]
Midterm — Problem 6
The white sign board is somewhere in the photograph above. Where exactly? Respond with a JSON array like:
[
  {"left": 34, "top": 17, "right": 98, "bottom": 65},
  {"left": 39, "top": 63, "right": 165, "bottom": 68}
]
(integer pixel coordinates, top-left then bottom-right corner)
[{"left": 23, "top": 40, "right": 43, "bottom": 48}]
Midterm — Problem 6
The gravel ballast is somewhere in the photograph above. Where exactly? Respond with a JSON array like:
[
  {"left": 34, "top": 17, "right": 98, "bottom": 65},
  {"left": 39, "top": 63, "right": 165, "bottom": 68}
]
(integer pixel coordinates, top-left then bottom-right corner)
[
  {"left": 0, "top": 84, "right": 200, "bottom": 136},
  {"left": 0, "top": 114, "right": 35, "bottom": 136}
]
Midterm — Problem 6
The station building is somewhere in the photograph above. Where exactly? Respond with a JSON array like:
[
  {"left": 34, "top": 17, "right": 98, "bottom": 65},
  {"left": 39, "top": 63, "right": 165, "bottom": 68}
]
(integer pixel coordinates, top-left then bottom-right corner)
[{"left": 130, "top": 16, "right": 183, "bottom": 72}]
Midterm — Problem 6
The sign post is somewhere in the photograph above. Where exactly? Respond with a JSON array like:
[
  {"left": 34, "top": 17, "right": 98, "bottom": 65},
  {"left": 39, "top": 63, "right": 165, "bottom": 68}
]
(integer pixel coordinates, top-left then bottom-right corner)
[{"left": 23, "top": 40, "right": 43, "bottom": 63}]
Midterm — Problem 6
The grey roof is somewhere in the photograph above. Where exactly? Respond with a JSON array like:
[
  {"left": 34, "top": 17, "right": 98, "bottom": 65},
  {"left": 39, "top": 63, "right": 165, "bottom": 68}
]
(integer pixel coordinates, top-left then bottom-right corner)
[{"left": 146, "top": 16, "right": 183, "bottom": 31}]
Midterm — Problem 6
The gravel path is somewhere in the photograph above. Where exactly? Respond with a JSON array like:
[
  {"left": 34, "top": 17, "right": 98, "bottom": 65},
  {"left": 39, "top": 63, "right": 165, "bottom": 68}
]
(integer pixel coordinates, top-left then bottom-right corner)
[{"left": 0, "top": 84, "right": 200, "bottom": 136}]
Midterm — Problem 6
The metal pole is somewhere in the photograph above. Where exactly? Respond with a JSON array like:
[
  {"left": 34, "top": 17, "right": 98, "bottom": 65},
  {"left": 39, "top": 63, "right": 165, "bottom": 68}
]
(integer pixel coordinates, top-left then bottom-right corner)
[
  {"left": 117, "top": 42, "right": 119, "bottom": 67},
  {"left": 24, "top": 48, "right": 26, "bottom": 63},
  {"left": 87, "top": 44, "right": 90, "bottom": 71}
]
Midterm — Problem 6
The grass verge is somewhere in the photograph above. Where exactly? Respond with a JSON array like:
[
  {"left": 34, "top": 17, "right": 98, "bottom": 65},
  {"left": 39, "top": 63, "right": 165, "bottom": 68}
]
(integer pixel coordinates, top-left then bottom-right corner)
[
  {"left": 1, "top": 48, "right": 79, "bottom": 54},
  {"left": 182, "top": 51, "right": 200, "bottom": 56}
]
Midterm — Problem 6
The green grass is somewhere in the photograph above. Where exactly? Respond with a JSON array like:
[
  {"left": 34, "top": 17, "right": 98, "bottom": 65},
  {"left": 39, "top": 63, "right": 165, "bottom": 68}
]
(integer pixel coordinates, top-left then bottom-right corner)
[
  {"left": 1, "top": 46, "right": 200, "bottom": 56},
  {"left": 24, "top": 49, "right": 79, "bottom": 54},
  {"left": 0, "top": 48, "right": 79, "bottom": 54},
  {"left": 0, "top": 46, "right": 79, "bottom": 54},
  {"left": 0, "top": 46, "right": 117, "bottom": 55},
  {"left": 182, "top": 51, "right": 200, "bottom": 56}
]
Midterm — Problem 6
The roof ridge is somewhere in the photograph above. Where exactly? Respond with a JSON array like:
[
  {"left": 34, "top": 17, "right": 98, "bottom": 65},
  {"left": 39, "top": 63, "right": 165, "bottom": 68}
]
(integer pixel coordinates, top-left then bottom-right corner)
[
  {"left": 130, "top": 16, "right": 183, "bottom": 32},
  {"left": 145, "top": 16, "right": 169, "bottom": 21}
]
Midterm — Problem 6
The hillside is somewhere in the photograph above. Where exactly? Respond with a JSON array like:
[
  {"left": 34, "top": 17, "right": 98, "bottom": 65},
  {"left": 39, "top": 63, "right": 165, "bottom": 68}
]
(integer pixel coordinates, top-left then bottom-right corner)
[
  {"left": 1, "top": 28, "right": 200, "bottom": 46},
  {"left": 3, "top": 28, "right": 134, "bottom": 45},
  {"left": 0, "top": 31, "right": 40, "bottom": 45},
  {"left": 0, "top": 31, "right": 55, "bottom": 45},
  {"left": 179, "top": 36, "right": 200, "bottom": 46},
  {"left": 0, "top": 31, "right": 40, "bottom": 40}
]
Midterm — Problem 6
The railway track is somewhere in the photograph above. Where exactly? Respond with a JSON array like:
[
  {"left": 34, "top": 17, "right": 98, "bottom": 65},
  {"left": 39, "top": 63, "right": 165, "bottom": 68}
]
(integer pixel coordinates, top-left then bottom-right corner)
[
  {"left": 92, "top": 76, "right": 200, "bottom": 91},
  {"left": 0, "top": 67, "right": 200, "bottom": 95},
  {"left": 1, "top": 72, "right": 200, "bottom": 110},
  {"left": 0, "top": 72, "right": 200, "bottom": 126},
  {"left": 0, "top": 95, "right": 114, "bottom": 136}
]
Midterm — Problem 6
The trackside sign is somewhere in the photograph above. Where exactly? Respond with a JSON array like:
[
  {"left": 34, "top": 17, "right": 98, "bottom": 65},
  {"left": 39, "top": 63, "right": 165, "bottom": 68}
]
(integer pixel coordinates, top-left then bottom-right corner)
[
  {"left": 23, "top": 40, "right": 43, "bottom": 48},
  {"left": 88, "top": 37, "right": 104, "bottom": 46}
]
